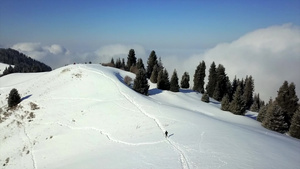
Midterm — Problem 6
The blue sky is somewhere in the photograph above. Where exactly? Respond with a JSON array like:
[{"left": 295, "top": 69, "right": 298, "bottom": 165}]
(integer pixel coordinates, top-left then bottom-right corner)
[
  {"left": 1, "top": 0, "right": 300, "bottom": 100},
  {"left": 1, "top": 0, "right": 299, "bottom": 50}
]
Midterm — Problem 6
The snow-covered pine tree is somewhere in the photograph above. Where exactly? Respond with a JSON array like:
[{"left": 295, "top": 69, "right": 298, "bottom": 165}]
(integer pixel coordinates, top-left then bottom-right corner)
[
  {"left": 180, "top": 72, "right": 190, "bottom": 89},
  {"left": 170, "top": 69, "right": 180, "bottom": 92},
  {"left": 133, "top": 69, "right": 149, "bottom": 95}
]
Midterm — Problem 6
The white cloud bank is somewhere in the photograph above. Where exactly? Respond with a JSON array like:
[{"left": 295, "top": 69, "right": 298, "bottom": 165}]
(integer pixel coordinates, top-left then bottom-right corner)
[
  {"left": 171, "top": 24, "right": 300, "bottom": 101},
  {"left": 9, "top": 24, "right": 300, "bottom": 101},
  {"left": 11, "top": 43, "right": 71, "bottom": 68}
]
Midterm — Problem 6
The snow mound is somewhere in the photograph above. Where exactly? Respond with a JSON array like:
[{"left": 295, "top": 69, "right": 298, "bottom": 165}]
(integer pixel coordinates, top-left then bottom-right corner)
[{"left": 0, "top": 64, "right": 299, "bottom": 169}]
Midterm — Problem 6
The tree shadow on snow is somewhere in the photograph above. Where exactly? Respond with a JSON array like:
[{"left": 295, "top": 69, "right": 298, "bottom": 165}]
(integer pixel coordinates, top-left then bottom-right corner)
[
  {"left": 168, "top": 133, "right": 174, "bottom": 138},
  {"left": 148, "top": 88, "right": 163, "bottom": 95},
  {"left": 21, "top": 94, "right": 32, "bottom": 102},
  {"left": 179, "top": 89, "right": 195, "bottom": 93}
]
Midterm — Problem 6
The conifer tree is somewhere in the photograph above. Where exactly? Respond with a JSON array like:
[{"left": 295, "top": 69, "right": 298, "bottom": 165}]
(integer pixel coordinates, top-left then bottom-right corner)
[
  {"left": 146, "top": 50, "right": 158, "bottom": 78},
  {"left": 133, "top": 69, "right": 149, "bottom": 95},
  {"left": 262, "top": 101, "right": 288, "bottom": 134},
  {"left": 170, "top": 69, "right": 180, "bottom": 92},
  {"left": 8, "top": 88, "right": 21, "bottom": 108},
  {"left": 289, "top": 107, "right": 300, "bottom": 139},
  {"left": 121, "top": 58, "right": 126, "bottom": 69},
  {"left": 229, "top": 85, "right": 245, "bottom": 115},
  {"left": 213, "top": 64, "right": 228, "bottom": 101},
  {"left": 193, "top": 61, "right": 206, "bottom": 93},
  {"left": 150, "top": 64, "right": 159, "bottom": 83},
  {"left": 257, "top": 98, "right": 272, "bottom": 122},
  {"left": 275, "top": 81, "right": 299, "bottom": 128},
  {"left": 206, "top": 62, "right": 217, "bottom": 97},
  {"left": 201, "top": 92, "right": 210, "bottom": 103},
  {"left": 110, "top": 58, "right": 115, "bottom": 65},
  {"left": 157, "top": 69, "right": 170, "bottom": 90},
  {"left": 257, "top": 105, "right": 267, "bottom": 122},
  {"left": 221, "top": 94, "right": 230, "bottom": 111},
  {"left": 231, "top": 76, "right": 238, "bottom": 99},
  {"left": 115, "top": 58, "right": 122, "bottom": 68},
  {"left": 250, "top": 93, "right": 261, "bottom": 112},
  {"left": 136, "top": 58, "right": 145, "bottom": 70},
  {"left": 181, "top": 72, "right": 190, "bottom": 89},
  {"left": 242, "top": 76, "right": 254, "bottom": 110},
  {"left": 127, "top": 49, "right": 136, "bottom": 70}
]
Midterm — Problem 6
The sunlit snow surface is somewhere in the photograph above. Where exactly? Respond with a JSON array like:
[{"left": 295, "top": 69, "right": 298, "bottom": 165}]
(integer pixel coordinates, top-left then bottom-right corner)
[{"left": 0, "top": 64, "right": 299, "bottom": 169}]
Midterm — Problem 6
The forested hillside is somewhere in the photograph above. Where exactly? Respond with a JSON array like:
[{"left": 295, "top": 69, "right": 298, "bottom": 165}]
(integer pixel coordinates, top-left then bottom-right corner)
[{"left": 0, "top": 48, "right": 52, "bottom": 76}]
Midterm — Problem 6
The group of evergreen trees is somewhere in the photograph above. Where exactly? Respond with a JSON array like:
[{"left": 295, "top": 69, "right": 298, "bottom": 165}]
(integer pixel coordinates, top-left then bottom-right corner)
[
  {"left": 257, "top": 81, "right": 299, "bottom": 138},
  {"left": 105, "top": 49, "right": 300, "bottom": 139},
  {"left": 0, "top": 48, "right": 52, "bottom": 76}
]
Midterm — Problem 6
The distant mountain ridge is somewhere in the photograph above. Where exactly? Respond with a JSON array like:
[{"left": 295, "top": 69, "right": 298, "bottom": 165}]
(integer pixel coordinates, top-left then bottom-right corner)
[{"left": 0, "top": 48, "right": 52, "bottom": 76}]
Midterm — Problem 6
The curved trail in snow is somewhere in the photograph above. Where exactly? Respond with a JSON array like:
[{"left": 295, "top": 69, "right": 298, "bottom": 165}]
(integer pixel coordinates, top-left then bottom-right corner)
[
  {"left": 38, "top": 122, "right": 165, "bottom": 146},
  {"left": 79, "top": 65, "right": 191, "bottom": 169}
]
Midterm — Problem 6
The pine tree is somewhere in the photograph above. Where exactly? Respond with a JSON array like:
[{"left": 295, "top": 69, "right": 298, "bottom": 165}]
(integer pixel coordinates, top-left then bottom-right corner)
[
  {"left": 180, "top": 72, "right": 190, "bottom": 89},
  {"left": 150, "top": 64, "right": 159, "bottom": 83},
  {"left": 8, "top": 88, "right": 21, "bottom": 108},
  {"left": 193, "top": 61, "right": 206, "bottom": 93},
  {"left": 127, "top": 49, "right": 136, "bottom": 70},
  {"left": 257, "top": 98, "right": 272, "bottom": 122},
  {"left": 289, "top": 107, "right": 300, "bottom": 139},
  {"left": 221, "top": 94, "right": 230, "bottom": 111},
  {"left": 146, "top": 50, "right": 158, "bottom": 78},
  {"left": 133, "top": 69, "right": 149, "bottom": 95},
  {"left": 212, "top": 64, "right": 228, "bottom": 101},
  {"left": 115, "top": 58, "right": 122, "bottom": 68},
  {"left": 206, "top": 62, "right": 217, "bottom": 97},
  {"left": 110, "top": 58, "right": 115, "bottom": 65},
  {"left": 262, "top": 101, "right": 289, "bottom": 134},
  {"left": 136, "top": 58, "right": 145, "bottom": 70},
  {"left": 157, "top": 69, "right": 170, "bottom": 90},
  {"left": 201, "top": 92, "right": 210, "bottom": 103},
  {"left": 170, "top": 69, "right": 180, "bottom": 92},
  {"left": 275, "top": 81, "right": 299, "bottom": 128},
  {"left": 242, "top": 76, "right": 254, "bottom": 110},
  {"left": 257, "top": 105, "right": 267, "bottom": 122},
  {"left": 229, "top": 85, "right": 246, "bottom": 115},
  {"left": 231, "top": 76, "right": 238, "bottom": 100},
  {"left": 250, "top": 93, "right": 261, "bottom": 112},
  {"left": 121, "top": 58, "right": 126, "bottom": 69}
]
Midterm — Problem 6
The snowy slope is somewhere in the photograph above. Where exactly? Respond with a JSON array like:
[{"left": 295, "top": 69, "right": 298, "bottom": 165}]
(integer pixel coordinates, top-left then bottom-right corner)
[
  {"left": 0, "top": 64, "right": 299, "bottom": 169},
  {"left": 0, "top": 63, "right": 13, "bottom": 75}
]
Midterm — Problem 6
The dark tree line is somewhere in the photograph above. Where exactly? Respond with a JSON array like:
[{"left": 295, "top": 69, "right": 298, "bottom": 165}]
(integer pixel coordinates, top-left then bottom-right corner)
[{"left": 0, "top": 48, "right": 52, "bottom": 76}]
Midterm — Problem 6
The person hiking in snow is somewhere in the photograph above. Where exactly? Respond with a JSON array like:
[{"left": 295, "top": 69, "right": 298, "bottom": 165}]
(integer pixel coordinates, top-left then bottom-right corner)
[{"left": 165, "top": 131, "right": 168, "bottom": 138}]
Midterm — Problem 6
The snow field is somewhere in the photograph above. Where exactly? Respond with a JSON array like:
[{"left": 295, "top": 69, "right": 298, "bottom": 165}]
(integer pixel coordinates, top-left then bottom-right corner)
[{"left": 0, "top": 64, "right": 299, "bottom": 169}]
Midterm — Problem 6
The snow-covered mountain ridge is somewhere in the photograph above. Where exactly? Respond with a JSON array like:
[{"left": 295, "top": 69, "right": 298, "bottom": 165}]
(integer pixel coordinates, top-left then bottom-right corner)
[{"left": 0, "top": 64, "right": 299, "bottom": 169}]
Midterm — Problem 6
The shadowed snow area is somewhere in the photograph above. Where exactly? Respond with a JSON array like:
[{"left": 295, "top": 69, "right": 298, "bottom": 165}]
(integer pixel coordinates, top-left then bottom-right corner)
[{"left": 0, "top": 64, "right": 299, "bottom": 169}]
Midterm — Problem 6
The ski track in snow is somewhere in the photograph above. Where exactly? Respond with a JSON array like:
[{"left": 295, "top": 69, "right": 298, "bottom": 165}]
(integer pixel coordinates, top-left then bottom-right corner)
[
  {"left": 13, "top": 111, "right": 37, "bottom": 169},
  {"left": 38, "top": 121, "right": 165, "bottom": 146},
  {"left": 79, "top": 65, "right": 191, "bottom": 169}
]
